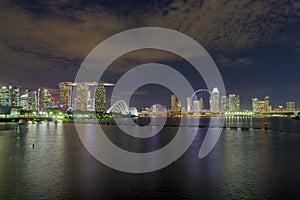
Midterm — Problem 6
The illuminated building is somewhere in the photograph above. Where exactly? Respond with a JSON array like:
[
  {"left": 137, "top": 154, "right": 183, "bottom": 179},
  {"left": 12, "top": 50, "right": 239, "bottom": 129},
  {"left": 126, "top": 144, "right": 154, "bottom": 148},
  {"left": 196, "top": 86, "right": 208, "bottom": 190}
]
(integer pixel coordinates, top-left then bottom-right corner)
[
  {"left": 171, "top": 95, "right": 177, "bottom": 112},
  {"left": 258, "top": 100, "right": 267, "bottom": 112},
  {"left": 228, "top": 94, "right": 240, "bottom": 112},
  {"left": 177, "top": 101, "right": 182, "bottom": 111},
  {"left": 0, "top": 86, "right": 10, "bottom": 106},
  {"left": 286, "top": 101, "right": 296, "bottom": 111},
  {"left": 75, "top": 84, "right": 89, "bottom": 111},
  {"left": 221, "top": 95, "right": 228, "bottom": 112},
  {"left": 30, "top": 91, "right": 37, "bottom": 110},
  {"left": 0, "top": 86, "right": 20, "bottom": 107},
  {"left": 20, "top": 90, "right": 31, "bottom": 110},
  {"left": 43, "top": 89, "right": 50, "bottom": 108},
  {"left": 193, "top": 99, "right": 203, "bottom": 113},
  {"left": 252, "top": 96, "right": 271, "bottom": 112},
  {"left": 59, "top": 81, "right": 74, "bottom": 107},
  {"left": 186, "top": 96, "right": 191, "bottom": 112},
  {"left": 152, "top": 105, "right": 157, "bottom": 113},
  {"left": 264, "top": 96, "right": 270, "bottom": 111},
  {"left": 61, "top": 81, "right": 112, "bottom": 111},
  {"left": 37, "top": 88, "right": 51, "bottom": 109},
  {"left": 252, "top": 98, "right": 259, "bottom": 112},
  {"left": 95, "top": 85, "right": 106, "bottom": 113},
  {"left": 210, "top": 87, "right": 220, "bottom": 113}
]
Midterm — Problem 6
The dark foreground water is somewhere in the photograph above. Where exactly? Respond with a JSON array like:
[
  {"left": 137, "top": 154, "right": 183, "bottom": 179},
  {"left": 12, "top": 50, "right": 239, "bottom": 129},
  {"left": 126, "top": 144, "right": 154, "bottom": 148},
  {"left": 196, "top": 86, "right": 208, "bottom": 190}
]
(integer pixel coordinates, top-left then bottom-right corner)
[{"left": 1, "top": 117, "right": 300, "bottom": 199}]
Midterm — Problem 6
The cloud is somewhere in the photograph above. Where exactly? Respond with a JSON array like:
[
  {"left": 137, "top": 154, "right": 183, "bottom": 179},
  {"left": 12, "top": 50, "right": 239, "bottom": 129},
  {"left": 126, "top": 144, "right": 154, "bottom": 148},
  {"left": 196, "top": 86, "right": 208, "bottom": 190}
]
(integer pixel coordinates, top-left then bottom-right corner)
[
  {"left": 0, "top": 0, "right": 300, "bottom": 93},
  {"left": 144, "top": 0, "right": 300, "bottom": 51},
  {"left": 215, "top": 56, "right": 253, "bottom": 67}
]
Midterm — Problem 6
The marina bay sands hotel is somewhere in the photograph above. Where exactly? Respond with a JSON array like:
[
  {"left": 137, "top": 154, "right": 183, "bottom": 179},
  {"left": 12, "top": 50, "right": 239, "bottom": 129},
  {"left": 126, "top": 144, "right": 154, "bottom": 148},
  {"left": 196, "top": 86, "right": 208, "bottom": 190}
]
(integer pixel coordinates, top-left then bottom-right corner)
[{"left": 58, "top": 81, "right": 114, "bottom": 113}]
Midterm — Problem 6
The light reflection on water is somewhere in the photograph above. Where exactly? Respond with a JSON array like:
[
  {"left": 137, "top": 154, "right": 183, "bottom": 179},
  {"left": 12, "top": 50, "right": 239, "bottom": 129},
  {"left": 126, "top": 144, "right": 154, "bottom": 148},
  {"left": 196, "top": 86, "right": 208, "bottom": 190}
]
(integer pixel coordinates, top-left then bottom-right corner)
[{"left": 0, "top": 118, "right": 300, "bottom": 199}]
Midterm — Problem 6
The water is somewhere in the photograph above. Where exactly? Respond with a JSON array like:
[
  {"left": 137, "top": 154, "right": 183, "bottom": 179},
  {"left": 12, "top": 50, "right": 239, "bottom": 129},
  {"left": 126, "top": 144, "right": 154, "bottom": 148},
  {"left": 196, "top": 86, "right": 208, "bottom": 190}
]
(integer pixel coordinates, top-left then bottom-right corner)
[{"left": 1, "top": 118, "right": 300, "bottom": 199}]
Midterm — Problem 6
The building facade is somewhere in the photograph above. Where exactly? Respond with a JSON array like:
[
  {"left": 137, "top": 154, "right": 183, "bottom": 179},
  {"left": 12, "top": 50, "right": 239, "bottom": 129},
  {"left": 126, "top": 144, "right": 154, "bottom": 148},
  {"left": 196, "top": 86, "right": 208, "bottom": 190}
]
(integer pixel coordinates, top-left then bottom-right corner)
[
  {"left": 210, "top": 87, "right": 220, "bottom": 113},
  {"left": 228, "top": 94, "right": 240, "bottom": 112},
  {"left": 95, "top": 85, "right": 106, "bottom": 113},
  {"left": 0, "top": 86, "right": 20, "bottom": 107},
  {"left": 286, "top": 101, "right": 296, "bottom": 111},
  {"left": 220, "top": 95, "right": 228, "bottom": 112},
  {"left": 252, "top": 98, "right": 259, "bottom": 112}
]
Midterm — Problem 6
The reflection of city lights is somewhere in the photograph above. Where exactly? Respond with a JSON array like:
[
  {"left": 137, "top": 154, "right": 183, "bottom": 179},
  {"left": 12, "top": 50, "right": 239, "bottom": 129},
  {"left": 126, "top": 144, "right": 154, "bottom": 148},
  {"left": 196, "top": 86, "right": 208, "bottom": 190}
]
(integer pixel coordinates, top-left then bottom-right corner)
[{"left": 102, "top": 83, "right": 115, "bottom": 86}]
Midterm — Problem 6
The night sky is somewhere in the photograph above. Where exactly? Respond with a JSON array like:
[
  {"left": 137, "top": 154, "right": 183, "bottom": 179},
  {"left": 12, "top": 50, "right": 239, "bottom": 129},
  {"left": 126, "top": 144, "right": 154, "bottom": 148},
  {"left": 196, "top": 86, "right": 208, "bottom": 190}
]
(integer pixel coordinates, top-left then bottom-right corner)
[{"left": 1, "top": 0, "right": 300, "bottom": 109}]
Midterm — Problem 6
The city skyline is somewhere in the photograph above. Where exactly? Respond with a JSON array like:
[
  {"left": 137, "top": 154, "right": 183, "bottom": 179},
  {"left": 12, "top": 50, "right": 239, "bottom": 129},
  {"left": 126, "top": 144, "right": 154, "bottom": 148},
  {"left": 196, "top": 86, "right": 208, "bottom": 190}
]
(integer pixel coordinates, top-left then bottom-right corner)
[{"left": 0, "top": 83, "right": 298, "bottom": 113}]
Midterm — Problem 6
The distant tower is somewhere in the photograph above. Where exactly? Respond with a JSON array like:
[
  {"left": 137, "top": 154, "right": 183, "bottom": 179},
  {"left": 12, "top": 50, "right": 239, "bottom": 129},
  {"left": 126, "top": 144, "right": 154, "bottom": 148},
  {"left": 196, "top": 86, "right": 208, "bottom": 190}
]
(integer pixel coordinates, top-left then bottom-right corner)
[
  {"left": 193, "top": 98, "right": 203, "bottom": 113},
  {"left": 264, "top": 96, "right": 270, "bottom": 111},
  {"left": 42, "top": 89, "right": 50, "bottom": 108},
  {"left": 75, "top": 84, "right": 89, "bottom": 111},
  {"left": 20, "top": 89, "right": 31, "bottom": 110},
  {"left": 221, "top": 95, "right": 228, "bottom": 112},
  {"left": 30, "top": 91, "right": 37, "bottom": 110},
  {"left": 95, "top": 85, "right": 106, "bottom": 113},
  {"left": 193, "top": 101, "right": 201, "bottom": 113},
  {"left": 186, "top": 96, "right": 191, "bottom": 112},
  {"left": 171, "top": 95, "right": 177, "bottom": 112},
  {"left": 228, "top": 94, "right": 240, "bottom": 112},
  {"left": 210, "top": 87, "right": 220, "bottom": 113},
  {"left": 59, "top": 81, "right": 74, "bottom": 107},
  {"left": 252, "top": 98, "right": 259, "bottom": 112},
  {"left": 0, "top": 86, "right": 20, "bottom": 107},
  {"left": 286, "top": 101, "right": 296, "bottom": 111}
]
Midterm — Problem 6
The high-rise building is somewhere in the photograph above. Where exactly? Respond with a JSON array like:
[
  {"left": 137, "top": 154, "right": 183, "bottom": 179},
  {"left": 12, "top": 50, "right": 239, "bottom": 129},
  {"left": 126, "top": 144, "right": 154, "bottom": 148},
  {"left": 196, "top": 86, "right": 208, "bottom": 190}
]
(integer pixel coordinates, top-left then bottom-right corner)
[
  {"left": 37, "top": 88, "right": 51, "bottom": 109},
  {"left": 30, "top": 91, "right": 37, "bottom": 110},
  {"left": 177, "top": 101, "right": 181, "bottom": 111},
  {"left": 258, "top": 100, "right": 268, "bottom": 112},
  {"left": 264, "top": 96, "right": 270, "bottom": 111},
  {"left": 186, "top": 96, "right": 191, "bottom": 112},
  {"left": 62, "top": 81, "right": 111, "bottom": 112},
  {"left": 171, "top": 95, "right": 177, "bottom": 112},
  {"left": 20, "top": 89, "right": 31, "bottom": 110},
  {"left": 210, "top": 87, "right": 220, "bottom": 113},
  {"left": 0, "top": 86, "right": 20, "bottom": 107},
  {"left": 95, "top": 85, "right": 106, "bottom": 113},
  {"left": 193, "top": 99, "right": 203, "bottom": 114},
  {"left": 42, "top": 89, "right": 50, "bottom": 108},
  {"left": 252, "top": 98, "right": 259, "bottom": 112},
  {"left": 75, "top": 84, "right": 89, "bottom": 111},
  {"left": 228, "top": 94, "right": 240, "bottom": 112},
  {"left": 220, "top": 95, "right": 228, "bottom": 112},
  {"left": 0, "top": 86, "right": 10, "bottom": 106},
  {"left": 286, "top": 101, "right": 296, "bottom": 111},
  {"left": 59, "top": 81, "right": 74, "bottom": 107}
]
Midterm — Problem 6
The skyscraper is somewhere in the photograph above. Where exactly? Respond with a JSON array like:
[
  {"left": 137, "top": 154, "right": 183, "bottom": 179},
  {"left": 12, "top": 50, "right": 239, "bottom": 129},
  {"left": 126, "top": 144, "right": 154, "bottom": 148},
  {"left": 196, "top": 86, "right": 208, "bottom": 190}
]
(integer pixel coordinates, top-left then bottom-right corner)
[
  {"left": 171, "top": 95, "right": 177, "bottom": 112},
  {"left": 62, "top": 81, "right": 111, "bottom": 112},
  {"left": 30, "top": 91, "right": 37, "bottom": 110},
  {"left": 252, "top": 98, "right": 259, "bottom": 112},
  {"left": 42, "top": 89, "right": 50, "bottom": 108},
  {"left": 59, "top": 81, "right": 74, "bottom": 107},
  {"left": 286, "top": 101, "right": 296, "bottom": 111},
  {"left": 228, "top": 94, "right": 240, "bottom": 112},
  {"left": 258, "top": 100, "right": 267, "bottom": 112},
  {"left": 220, "top": 95, "right": 228, "bottom": 112},
  {"left": 0, "top": 86, "right": 20, "bottom": 107},
  {"left": 20, "top": 89, "right": 31, "bottom": 110},
  {"left": 193, "top": 98, "right": 203, "bottom": 114},
  {"left": 186, "top": 96, "right": 191, "bottom": 112},
  {"left": 75, "top": 84, "right": 89, "bottom": 111},
  {"left": 95, "top": 85, "right": 106, "bottom": 113},
  {"left": 37, "top": 88, "right": 51, "bottom": 109},
  {"left": 264, "top": 96, "right": 270, "bottom": 111},
  {"left": 210, "top": 87, "right": 220, "bottom": 113}
]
